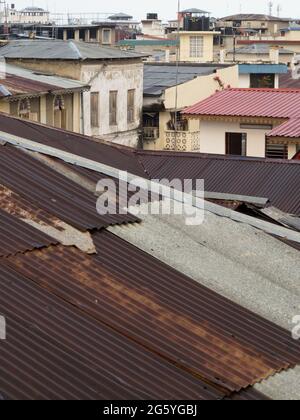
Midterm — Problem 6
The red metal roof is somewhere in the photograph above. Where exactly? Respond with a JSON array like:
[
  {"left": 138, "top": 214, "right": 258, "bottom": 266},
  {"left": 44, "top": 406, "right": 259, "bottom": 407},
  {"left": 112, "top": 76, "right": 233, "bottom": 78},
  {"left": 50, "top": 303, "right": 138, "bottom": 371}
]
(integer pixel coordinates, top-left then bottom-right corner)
[
  {"left": 183, "top": 88, "right": 300, "bottom": 119},
  {"left": 268, "top": 118, "right": 300, "bottom": 138},
  {"left": 293, "top": 150, "right": 300, "bottom": 160}
]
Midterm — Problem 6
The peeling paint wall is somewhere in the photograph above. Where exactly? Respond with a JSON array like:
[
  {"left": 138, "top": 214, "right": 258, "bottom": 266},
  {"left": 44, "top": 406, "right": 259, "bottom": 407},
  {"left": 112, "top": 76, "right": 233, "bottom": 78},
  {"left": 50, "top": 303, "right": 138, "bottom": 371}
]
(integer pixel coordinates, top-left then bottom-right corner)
[{"left": 81, "top": 61, "right": 143, "bottom": 147}]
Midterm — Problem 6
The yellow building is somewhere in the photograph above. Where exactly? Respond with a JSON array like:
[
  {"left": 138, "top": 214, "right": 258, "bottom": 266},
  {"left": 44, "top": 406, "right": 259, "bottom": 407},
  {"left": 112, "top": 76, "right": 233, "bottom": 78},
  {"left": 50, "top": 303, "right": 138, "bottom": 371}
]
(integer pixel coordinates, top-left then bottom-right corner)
[
  {"left": 178, "top": 31, "right": 220, "bottom": 63},
  {"left": 0, "top": 63, "right": 89, "bottom": 133},
  {"left": 142, "top": 63, "right": 239, "bottom": 152}
]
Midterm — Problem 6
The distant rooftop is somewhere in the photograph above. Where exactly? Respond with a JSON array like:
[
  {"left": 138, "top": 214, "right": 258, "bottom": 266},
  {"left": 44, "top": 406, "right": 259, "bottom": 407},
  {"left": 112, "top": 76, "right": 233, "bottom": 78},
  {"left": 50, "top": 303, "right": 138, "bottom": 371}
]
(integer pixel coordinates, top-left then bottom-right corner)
[
  {"left": 181, "top": 8, "right": 210, "bottom": 14},
  {"left": 221, "top": 13, "right": 290, "bottom": 22},
  {"left": 108, "top": 12, "right": 133, "bottom": 20},
  {"left": 229, "top": 44, "right": 295, "bottom": 55},
  {"left": 0, "top": 40, "right": 146, "bottom": 61},
  {"left": 143, "top": 63, "right": 231, "bottom": 96}
]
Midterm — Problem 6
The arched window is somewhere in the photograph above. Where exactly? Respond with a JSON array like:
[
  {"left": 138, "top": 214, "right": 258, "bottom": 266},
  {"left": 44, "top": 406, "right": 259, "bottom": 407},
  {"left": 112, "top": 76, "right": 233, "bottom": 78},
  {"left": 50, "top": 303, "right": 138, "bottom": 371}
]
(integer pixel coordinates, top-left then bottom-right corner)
[{"left": 18, "top": 98, "right": 30, "bottom": 119}]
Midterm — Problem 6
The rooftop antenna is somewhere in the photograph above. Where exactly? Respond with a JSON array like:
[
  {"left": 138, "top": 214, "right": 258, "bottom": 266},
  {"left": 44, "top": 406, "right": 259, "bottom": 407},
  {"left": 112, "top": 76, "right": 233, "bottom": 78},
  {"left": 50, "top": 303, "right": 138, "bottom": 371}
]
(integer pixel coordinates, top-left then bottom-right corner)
[
  {"left": 277, "top": 4, "right": 282, "bottom": 17},
  {"left": 268, "top": 1, "right": 274, "bottom": 16}
]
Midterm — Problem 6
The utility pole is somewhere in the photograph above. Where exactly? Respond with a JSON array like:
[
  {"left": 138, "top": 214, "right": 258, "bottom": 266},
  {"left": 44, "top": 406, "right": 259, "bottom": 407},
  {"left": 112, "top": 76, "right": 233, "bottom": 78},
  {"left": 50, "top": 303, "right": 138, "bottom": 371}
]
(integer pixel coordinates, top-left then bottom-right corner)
[{"left": 174, "top": 0, "right": 180, "bottom": 151}]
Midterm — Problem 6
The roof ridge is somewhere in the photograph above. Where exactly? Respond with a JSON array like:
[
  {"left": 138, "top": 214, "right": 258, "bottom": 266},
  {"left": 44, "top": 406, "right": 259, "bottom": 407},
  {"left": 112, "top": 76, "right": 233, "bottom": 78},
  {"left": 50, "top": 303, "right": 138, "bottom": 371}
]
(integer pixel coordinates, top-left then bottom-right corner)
[{"left": 136, "top": 150, "right": 300, "bottom": 165}]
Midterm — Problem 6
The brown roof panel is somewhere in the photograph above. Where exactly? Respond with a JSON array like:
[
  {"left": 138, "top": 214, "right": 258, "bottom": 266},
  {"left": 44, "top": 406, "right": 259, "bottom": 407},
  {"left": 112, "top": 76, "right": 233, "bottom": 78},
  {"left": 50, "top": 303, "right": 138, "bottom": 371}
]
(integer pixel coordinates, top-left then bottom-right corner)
[
  {"left": 0, "top": 73, "right": 61, "bottom": 97},
  {"left": 0, "top": 263, "right": 221, "bottom": 400},
  {"left": 0, "top": 208, "right": 56, "bottom": 257},
  {"left": 0, "top": 113, "right": 146, "bottom": 177},
  {"left": 6, "top": 230, "right": 300, "bottom": 395},
  {"left": 0, "top": 145, "right": 139, "bottom": 230},
  {"left": 136, "top": 151, "right": 300, "bottom": 215}
]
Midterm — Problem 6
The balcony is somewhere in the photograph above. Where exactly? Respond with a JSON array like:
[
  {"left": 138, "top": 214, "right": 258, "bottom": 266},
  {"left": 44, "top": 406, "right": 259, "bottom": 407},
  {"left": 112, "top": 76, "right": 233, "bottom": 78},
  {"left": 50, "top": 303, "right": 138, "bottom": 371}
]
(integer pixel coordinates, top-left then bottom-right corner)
[
  {"left": 143, "top": 127, "right": 159, "bottom": 142},
  {"left": 165, "top": 130, "right": 201, "bottom": 152}
]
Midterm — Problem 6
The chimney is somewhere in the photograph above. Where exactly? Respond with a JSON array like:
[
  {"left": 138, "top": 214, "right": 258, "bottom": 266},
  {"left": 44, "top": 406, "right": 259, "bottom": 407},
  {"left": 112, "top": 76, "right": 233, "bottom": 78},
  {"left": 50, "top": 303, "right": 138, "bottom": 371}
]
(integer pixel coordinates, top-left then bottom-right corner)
[
  {"left": 269, "top": 46, "right": 280, "bottom": 64},
  {"left": 220, "top": 47, "right": 226, "bottom": 64}
]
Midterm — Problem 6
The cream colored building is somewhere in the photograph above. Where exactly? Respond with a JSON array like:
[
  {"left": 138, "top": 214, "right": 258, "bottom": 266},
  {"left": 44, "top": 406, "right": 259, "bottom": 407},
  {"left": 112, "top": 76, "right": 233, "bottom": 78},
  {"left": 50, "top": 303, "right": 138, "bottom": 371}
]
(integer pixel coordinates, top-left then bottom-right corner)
[
  {"left": 0, "top": 63, "right": 89, "bottom": 133},
  {"left": 1, "top": 6, "right": 50, "bottom": 25},
  {"left": 224, "top": 44, "right": 295, "bottom": 66},
  {"left": 178, "top": 31, "right": 220, "bottom": 63},
  {"left": 182, "top": 88, "right": 300, "bottom": 159},
  {"left": 217, "top": 14, "right": 291, "bottom": 37},
  {"left": 0, "top": 40, "right": 145, "bottom": 147},
  {"left": 143, "top": 64, "right": 239, "bottom": 152}
]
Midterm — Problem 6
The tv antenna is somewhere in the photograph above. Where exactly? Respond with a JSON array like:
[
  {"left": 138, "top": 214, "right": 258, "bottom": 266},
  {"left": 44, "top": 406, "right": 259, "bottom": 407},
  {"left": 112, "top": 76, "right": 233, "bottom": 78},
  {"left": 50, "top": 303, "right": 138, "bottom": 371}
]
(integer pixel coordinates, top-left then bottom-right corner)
[{"left": 268, "top": 1, "right": 274, "bottom": 16}]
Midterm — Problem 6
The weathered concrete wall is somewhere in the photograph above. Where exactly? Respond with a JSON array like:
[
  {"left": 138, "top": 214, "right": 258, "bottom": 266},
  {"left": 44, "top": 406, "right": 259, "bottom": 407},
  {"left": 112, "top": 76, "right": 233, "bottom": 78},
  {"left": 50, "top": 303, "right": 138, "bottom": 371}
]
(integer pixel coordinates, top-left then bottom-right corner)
[{"left": 81, "top": 61, "right": 144, "bottom": 147}]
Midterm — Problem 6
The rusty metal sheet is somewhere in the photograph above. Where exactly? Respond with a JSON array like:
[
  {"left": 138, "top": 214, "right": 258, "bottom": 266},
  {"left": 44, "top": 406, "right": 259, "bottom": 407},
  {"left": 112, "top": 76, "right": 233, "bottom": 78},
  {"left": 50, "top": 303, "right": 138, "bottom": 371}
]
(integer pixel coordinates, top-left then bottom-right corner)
[
  {"left": 0, "top": 73, "right": 61, "bottom": 97},
  {"left": 0, "top": 145, "right": 139, "bottom": 230},
  {"left": 6, "top": 230, "right": 300, "bottom": 396},
  {"left": 0, "top": 262, "right": 223, "bottom": 400},
  {"left": 0, "top": 113, "right": 146, "bottom": 177},
  {"left": 0, "top": 208, "right": 56, "bottom": 257}
]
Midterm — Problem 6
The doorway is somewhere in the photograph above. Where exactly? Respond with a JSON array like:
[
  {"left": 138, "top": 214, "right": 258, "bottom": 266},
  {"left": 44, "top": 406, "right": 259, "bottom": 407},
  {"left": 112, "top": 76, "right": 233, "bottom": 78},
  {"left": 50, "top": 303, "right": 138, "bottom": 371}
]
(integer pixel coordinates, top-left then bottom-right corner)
[{"left": 226, "top": 133, "right": 247, "bottom": 156}]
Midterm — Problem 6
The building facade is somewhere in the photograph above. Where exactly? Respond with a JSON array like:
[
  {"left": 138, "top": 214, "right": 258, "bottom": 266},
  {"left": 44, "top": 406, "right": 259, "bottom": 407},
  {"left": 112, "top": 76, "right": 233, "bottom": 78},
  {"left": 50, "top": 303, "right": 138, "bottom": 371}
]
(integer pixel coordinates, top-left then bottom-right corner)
[
  {"left": 0, "top": 40, "right": 145, "bottom": 147},
  {"left": 183, "top": 88, "right": 300, "bottom": 159},
  {"left": 1, "top": 6, "right": 50, "bottom": 25},
  {"left": 0, "top": 63, "right": 89, "bottom": 133}
]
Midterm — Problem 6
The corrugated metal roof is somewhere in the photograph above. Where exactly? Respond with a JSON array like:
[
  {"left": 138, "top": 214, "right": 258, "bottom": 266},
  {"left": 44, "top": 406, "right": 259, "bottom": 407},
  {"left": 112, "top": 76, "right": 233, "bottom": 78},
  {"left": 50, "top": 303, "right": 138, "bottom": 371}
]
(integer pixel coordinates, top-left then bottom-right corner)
[
  {"left": 229, "top": 44, "right": 294, "bottom": 54},
  {"left": 221, "top": 14, "right": 290, "bottom": 22},
  {"left": 2, "top": 64, "right": 89, "bottom": 94},
  {"left": 280, "top": 71, "right": 300, "bottom": 89},
  {"left": 0, "top": 145, "right": 139, "bottom": 230},
  {"left": 0, "top": 262, "right": 222, "bottom": 400},
  {"left": 0, "top": 40, "right": 147, "bottom": 61},
  {"left": 6, "top": 230, "right": 300, "bottom": 396},
  {"left": 136, "top": 151, "right": 300, "bottom": 215},
  {"left": 0, "top": 113, "right": 146, "bottom": 177},
  {"left": 144, "top": 64, "right": 226, "bottom": 96},
  {"left": 183, "top": 88, "right": 300, "bottom": 119},
  {"left": 268, "top": 118, "right": 300, "bottom": 137},
  {"left": 0, "top": 208, "right": 56, "bottom": 257}
]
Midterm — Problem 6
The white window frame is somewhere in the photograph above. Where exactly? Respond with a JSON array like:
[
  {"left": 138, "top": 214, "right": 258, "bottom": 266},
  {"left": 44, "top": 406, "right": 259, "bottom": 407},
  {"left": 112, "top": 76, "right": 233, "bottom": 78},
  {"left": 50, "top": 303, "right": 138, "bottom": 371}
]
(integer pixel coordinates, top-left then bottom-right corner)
[{"left": 190, "top": 36, "right": 204, "bottom": 58}]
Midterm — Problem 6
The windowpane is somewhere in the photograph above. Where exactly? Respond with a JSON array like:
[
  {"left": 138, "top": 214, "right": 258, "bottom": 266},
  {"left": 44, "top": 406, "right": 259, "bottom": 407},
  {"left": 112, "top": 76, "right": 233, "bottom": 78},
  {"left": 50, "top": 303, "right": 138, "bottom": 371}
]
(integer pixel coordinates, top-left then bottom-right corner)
[
  {"left": 109, "top": 91, "right": 118, "bottom": 126},
  {"left": 103, "top": 29, "right": 112, "bottom": 44},
  {"left": 127, "top": 89, "right": 135, "bottom": 123},
  {"left": 190, "top": 36, "right": 204, "bottom": 58},
  {"left": 90, "top": 92, "right": 99, "bottom": 128}
]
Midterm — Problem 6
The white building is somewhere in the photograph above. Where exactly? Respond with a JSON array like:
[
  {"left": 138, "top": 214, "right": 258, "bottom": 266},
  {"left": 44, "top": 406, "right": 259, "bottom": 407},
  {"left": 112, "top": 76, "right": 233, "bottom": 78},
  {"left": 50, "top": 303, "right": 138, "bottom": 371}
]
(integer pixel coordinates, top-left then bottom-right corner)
[{"left": 1, "top": 6, "right": 50, "bottom": 25}]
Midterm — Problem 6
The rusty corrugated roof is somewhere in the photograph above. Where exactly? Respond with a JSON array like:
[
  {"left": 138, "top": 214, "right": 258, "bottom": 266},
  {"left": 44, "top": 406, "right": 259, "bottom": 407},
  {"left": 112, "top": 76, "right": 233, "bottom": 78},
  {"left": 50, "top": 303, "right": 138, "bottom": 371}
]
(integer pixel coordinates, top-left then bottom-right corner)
[
  {"left": 0, "top": 208, "right": 56, "bottom": 257},
  {"left": 5, "top": 230, "right": 300, "bottom": 397},
  {"left": 0, "top": 145, "right": 139, "bottom": 230},
  {"left": 0, "top": 262, "right": 222, "bottom": 400},
  {"left": 0, "top": 113, "right": 146, "bottom": 177},
  {"left": 0, "top": 73, "right": 61, "bottom": 97}
]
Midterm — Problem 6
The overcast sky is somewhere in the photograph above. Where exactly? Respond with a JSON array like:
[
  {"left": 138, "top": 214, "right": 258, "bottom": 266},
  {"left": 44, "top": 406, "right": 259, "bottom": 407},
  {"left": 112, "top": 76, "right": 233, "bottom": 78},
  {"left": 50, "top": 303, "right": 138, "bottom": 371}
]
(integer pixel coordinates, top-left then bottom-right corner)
[{"left": 11, "top": 1, "right": 299, "bottom": 20}]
